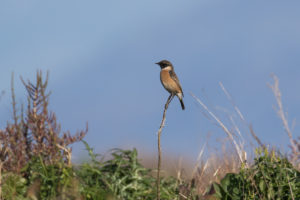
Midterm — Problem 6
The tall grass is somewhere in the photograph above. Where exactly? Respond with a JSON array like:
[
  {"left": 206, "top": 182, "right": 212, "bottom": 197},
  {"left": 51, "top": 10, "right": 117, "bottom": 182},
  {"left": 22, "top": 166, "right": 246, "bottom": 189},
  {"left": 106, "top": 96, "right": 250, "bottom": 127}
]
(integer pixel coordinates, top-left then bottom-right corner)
[{"left": 189, "top": 75, "right": 300, "bottom": 198}]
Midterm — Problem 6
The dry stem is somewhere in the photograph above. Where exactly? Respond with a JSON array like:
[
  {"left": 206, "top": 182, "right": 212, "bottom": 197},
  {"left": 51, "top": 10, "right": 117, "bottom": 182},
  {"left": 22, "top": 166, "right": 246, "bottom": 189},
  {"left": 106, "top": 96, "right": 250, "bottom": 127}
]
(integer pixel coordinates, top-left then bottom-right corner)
[
  {"left": 157, "top": 94, "right": 174, "bottom": 200},
  {"left": 191, "top": 92, "right": 246, "bottom": 165},
  {"left": 268, "top": 74, "right": 299, "bottom": 162},
  {"left": 219, "top": 82, "right": 266, "bottom": 151},
  {"left": 0, "top": 162, "right": 2, "bottom": 200},
  {"left": 56, "top": 144, "right": 72, "bottom": 167}
]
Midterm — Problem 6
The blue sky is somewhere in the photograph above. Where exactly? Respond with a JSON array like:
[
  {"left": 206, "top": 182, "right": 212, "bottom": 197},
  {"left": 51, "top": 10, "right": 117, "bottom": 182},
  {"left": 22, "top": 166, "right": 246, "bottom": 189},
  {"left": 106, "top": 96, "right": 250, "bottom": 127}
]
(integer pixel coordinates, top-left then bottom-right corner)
[{"left": 1, "top": 1, "right": 300, "bottom": 162}]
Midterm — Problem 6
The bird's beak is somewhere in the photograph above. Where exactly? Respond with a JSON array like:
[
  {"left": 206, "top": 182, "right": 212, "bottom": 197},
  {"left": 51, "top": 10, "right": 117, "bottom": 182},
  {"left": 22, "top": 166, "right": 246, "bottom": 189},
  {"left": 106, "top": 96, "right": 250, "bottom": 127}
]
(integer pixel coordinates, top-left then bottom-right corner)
[{"left": 155, "top": 62, "right": 160, "bottom": 65}]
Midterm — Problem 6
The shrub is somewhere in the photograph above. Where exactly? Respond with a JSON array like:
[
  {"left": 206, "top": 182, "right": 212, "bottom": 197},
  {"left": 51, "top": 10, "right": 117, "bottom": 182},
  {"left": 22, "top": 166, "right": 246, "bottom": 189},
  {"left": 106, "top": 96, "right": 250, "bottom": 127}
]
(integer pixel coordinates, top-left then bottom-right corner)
[
  {"left": 213, "top": 149, "right": 300, "bottom": 200},
  {"left": 2, "top": 173, "right": 27, "bottom": 200},
  {"left": 0, "top": 71, "right": 87, "bottom": 173},
  {"left": 77, "top": 141, "right": 181, "bottom": 200},
  {"left": 24, "top": 156, "right": 81, "bottom": 200}
]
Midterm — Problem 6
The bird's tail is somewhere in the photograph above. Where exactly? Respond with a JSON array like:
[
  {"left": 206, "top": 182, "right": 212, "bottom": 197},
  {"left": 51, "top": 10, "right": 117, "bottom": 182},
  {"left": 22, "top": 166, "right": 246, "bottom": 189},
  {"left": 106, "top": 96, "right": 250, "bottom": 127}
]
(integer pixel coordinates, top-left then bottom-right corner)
[
  {"left": 177, "top": 93, "right": 185, "bottom": 110},
  {"left": 179, "top": 99, "right": 185, "bottom": 110}
]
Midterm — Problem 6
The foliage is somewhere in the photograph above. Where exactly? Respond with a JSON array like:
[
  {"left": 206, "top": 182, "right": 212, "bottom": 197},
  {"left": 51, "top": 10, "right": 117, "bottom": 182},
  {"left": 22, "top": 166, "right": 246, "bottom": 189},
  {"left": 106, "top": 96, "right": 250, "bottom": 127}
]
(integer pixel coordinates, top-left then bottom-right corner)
[
  {"left": 76, "top": 141, "right": 111, "bottom": 200},
  {"left": 213, "top": 148, "right": 300, "bottom": 200},
  {"left": 2, "top": 173, "right": 28, "bottom": 200},
  {"left": 26, "top": 156, "right": 81, "bottom": 200},
  {"left": 0, "top": 71, "right": 86, "bottom": 199},
  {"left": 78, "top": 141, "right": 180, "bottom": 200},
  {"left": 1, "top": 156, "right": 81, "bottom": 200},
  {"left": 0, "top": 143, "right": 193, "bottom": 199}
]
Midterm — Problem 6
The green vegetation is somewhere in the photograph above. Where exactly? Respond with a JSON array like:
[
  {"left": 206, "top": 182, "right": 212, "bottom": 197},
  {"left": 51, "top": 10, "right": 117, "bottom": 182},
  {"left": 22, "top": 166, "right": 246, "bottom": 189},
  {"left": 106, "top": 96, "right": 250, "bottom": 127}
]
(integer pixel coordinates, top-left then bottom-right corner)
[
  {"left": 213, "top": 149, "right": 300, "bottom": 200},
  {"left": 2, "top": 145, "right": 299, "bottom": 200},
  {"left": 77, "top": 142, "right": 180, "bottom": 200},
  {"left": 1, "top": 145, "right": 182, "bottom": 200}
]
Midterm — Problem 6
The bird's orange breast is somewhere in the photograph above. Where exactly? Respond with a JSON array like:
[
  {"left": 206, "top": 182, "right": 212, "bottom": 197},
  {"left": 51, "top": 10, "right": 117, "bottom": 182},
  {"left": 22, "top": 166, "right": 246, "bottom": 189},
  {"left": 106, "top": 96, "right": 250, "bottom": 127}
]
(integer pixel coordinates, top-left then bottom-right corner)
[{"left": 160, "top": 70, "right": 181, "bottom": 93}]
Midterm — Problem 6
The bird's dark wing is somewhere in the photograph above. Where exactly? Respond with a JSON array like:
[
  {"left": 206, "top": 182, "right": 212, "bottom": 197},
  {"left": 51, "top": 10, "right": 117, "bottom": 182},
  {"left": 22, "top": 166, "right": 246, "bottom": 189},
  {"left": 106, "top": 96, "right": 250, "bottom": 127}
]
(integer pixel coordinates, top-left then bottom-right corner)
[{"left": 169, "top": 70, "right": 184, "bottom": 96}]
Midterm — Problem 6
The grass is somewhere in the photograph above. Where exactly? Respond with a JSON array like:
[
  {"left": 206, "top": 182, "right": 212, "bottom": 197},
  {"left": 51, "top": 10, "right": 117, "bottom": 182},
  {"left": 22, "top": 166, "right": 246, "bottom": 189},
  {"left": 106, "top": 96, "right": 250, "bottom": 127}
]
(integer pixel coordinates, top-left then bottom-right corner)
[{"left": 0, "top": 71, "right": 299, "bottom": 199}]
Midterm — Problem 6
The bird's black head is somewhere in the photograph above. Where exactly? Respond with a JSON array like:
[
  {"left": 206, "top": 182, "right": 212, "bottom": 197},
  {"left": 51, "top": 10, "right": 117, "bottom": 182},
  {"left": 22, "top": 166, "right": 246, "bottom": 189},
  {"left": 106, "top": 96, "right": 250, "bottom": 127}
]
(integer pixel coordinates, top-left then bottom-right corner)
[{"left": 155, "top": 60, "right": 173, "bottom": 69}]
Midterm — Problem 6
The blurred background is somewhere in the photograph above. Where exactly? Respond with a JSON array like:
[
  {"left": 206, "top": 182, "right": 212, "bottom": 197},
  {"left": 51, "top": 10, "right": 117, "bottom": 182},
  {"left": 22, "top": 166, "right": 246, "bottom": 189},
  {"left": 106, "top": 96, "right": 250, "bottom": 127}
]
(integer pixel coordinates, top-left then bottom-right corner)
[{"left": 1, "top": 0, "right": 300, "bottom": 163}]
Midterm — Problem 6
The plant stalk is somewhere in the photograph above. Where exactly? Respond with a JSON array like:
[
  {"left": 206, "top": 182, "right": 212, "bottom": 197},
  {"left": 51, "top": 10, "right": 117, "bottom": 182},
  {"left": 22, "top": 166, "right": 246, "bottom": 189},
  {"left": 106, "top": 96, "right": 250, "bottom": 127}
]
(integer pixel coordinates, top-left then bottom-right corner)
[{"left": 157, "top": 94, "right": 173, "bottom": 200}]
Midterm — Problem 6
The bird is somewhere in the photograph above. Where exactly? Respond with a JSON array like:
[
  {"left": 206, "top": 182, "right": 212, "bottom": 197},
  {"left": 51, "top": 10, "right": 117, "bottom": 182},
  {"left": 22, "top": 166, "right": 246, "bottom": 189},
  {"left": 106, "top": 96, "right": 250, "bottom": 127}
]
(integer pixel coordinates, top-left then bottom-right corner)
[{"left": 156, "top": 60, "right": 185, "bottom": 110}]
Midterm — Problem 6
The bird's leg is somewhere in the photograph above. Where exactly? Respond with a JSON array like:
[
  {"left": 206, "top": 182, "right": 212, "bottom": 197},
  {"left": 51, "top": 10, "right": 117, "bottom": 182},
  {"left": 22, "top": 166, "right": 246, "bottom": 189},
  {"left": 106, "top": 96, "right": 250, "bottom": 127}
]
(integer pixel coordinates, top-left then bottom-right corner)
[{"left": 165, "top": 94, "right": 174, "bottom": 109}]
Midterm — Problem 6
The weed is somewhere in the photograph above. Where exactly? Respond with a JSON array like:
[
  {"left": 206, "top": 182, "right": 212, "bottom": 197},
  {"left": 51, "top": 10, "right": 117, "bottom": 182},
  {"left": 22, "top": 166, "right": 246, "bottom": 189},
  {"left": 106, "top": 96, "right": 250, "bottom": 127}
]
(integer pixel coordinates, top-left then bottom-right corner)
[
  {"left": 213, "top": 149, "right": 300, "bottom": 200},
  {"left": 78, "top": 141, "right": 183, "bottom": 200}
]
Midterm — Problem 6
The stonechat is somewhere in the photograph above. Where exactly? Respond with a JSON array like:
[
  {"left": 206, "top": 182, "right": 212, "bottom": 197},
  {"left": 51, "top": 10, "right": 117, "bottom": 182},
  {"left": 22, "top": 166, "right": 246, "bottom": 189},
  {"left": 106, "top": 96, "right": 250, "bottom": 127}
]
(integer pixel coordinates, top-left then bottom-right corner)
[{"left": 156, "top": 60, "right": 185, "bottom": 110}]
